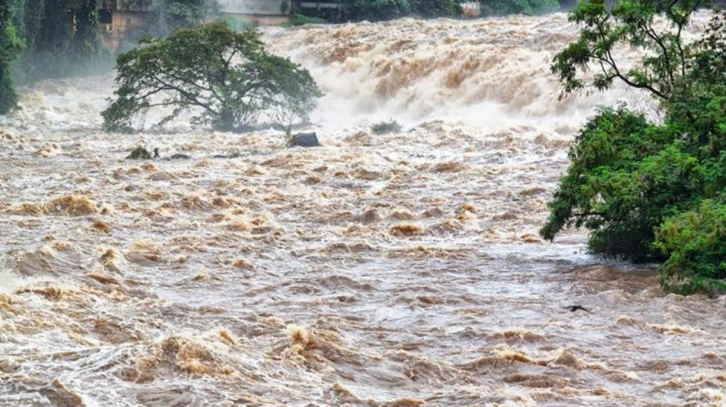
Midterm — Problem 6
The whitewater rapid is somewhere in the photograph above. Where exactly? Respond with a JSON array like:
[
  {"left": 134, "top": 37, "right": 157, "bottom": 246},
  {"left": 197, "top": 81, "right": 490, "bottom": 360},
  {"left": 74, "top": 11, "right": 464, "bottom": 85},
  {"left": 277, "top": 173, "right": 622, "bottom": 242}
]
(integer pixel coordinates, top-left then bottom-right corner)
[{"left": 0, "top": 12, "right": 724, "bottom": 406}]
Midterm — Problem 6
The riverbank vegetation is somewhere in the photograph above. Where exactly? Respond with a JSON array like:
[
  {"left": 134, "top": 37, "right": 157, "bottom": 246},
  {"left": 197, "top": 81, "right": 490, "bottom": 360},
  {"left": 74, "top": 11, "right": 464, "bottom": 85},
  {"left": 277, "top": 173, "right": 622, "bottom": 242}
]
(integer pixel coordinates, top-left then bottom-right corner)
[
  {"left": 542, "top": 0, "right": 725, "bottom": 296},
  {"left": 0, "top": 0, "right": 107, "bottom": 114},
  {"left": 0, "top": 0, "right": 218, "bottom": 115},
  {"left": 295, "top": 0, "right": 563, "bottom": 23}
]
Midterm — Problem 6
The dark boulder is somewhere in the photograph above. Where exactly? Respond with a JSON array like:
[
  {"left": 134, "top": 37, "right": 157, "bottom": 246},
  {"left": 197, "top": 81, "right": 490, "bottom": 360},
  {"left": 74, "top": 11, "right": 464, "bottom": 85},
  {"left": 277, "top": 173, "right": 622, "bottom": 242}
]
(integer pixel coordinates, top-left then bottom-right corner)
[
  {"left": 126, "top": 147, "right": 152, "bottom": 159},
  {"left": 290, "top": 132, "right": 320, "bottom": 147}
]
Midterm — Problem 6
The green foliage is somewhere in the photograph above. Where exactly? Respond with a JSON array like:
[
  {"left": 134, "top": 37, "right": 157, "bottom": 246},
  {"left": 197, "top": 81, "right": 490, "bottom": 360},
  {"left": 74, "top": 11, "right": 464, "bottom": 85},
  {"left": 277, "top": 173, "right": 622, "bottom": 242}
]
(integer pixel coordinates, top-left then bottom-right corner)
[
  {"left": 540, "top": 106, "right": 675, "bottom": 260},
  {"left": 345, "top": 0, "right": 411, "bottom": 21},
  {"left": 551, "top": 0, "right": 702, "bottom": 101},
  {"left": 410, "top": 0, "right": 459, "bottom": 17},
  {"left": 480, "top": 0, "right": 559, "bottom": 16},
  {"left": 0, "top": 0, "right": 24, "bottom": 114},
  {"left": 102, "top": 21, "right": 323, "bottom": 133},
  {"left": 281, "top": 12, "right": 330, "bottom": 27},
  {"left": 72, "top": 0, "right": 101, "bottom": 60},
  {"left": 655, "top": 199, "right": 726, "bottom": 296},
  {"left": 543, "top": 1, "right": 725, "bottom": 295},
  {"left": 370, "top": 119, "right": 402, "bottom": 134},
  {"left": 5, "top": 0, "right": 112, "bottom": 84}
]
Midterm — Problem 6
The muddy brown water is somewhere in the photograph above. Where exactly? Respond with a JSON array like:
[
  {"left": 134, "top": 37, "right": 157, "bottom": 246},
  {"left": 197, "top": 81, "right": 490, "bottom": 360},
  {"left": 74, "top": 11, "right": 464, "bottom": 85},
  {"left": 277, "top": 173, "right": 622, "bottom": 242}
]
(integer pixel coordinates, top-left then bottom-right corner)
[{"left": 1, "top": 12, "right": 724, "bottom": 407}]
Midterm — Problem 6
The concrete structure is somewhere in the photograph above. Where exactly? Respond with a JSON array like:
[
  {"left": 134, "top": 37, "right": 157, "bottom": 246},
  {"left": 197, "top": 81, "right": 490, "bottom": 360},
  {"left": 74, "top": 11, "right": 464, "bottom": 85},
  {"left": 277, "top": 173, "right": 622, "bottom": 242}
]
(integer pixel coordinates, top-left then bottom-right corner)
[
  {"left": 98, "top": 0, "right": 291, "bottom": 49},
  {"left": 219, "top": 0, "right": 285, "bottom": 16},
  {"left": 218, "top": 0, "right": 289, "bottom": 25},
  {"left": 99, "top": 1, "right": 153, "bottom": 50}
]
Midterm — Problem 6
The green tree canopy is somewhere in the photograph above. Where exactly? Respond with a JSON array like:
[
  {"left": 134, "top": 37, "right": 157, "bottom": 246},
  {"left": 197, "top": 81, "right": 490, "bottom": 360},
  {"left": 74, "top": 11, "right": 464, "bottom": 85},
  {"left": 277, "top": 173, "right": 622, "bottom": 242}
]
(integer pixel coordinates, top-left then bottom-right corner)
[
  {"left": 102, "top": 21, "right": 323, "bottom": 133},
  {"left": 542, "top": 0, "right": 725, "bottom": 295}
]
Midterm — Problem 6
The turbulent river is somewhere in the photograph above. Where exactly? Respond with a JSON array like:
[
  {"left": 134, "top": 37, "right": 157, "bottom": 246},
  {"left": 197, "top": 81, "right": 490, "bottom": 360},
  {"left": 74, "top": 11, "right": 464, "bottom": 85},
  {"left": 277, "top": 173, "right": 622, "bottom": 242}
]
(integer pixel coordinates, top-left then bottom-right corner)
[{"left": 1, "top": 12, "right": 724, "bottom": 407}]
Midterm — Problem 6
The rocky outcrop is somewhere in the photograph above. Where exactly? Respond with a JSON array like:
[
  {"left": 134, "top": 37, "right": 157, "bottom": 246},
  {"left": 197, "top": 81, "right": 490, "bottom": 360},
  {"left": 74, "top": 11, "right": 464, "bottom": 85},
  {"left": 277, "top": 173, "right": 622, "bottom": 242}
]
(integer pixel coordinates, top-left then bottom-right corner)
[{"left": 290, "top": 132, "right": 320, "bottom": 147}]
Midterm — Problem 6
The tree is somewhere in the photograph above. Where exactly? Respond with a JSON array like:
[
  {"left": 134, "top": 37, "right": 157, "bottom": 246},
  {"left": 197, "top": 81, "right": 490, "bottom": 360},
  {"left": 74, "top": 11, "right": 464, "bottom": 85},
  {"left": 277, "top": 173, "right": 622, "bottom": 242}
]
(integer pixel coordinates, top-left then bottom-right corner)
[
  {"left": 541, "top": 0, "right": 725, "bottom": 295},
  {"left": 102, "top": 21, "right": 323, "bottom": 133},
  {"left": 0, "top": 0, "right": 23, "bottom": 114}
]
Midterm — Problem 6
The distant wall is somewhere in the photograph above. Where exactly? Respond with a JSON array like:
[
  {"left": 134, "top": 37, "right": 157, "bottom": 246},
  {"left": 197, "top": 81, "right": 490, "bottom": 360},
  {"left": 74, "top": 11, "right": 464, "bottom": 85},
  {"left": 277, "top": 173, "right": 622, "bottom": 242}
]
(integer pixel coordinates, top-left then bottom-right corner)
[
  {"left": 99, "top": 0, "right": 289, "bottom": 50},
  {"left": 99, "top": 10, "right": 151, "bottom": 50},
  {"left": 218, "top": 0, "right": 286, "bottom": 16}
]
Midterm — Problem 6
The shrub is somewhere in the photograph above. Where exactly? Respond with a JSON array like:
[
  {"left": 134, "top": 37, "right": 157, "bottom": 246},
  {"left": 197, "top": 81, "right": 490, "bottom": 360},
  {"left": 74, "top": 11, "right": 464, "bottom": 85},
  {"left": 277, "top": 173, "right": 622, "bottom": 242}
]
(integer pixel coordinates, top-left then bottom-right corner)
[
  {"left": 655, "top": 199, "right": 726, "bottom": 296},
  {"left": 370, "top": 119, "right": 402, "bottom": 134}
]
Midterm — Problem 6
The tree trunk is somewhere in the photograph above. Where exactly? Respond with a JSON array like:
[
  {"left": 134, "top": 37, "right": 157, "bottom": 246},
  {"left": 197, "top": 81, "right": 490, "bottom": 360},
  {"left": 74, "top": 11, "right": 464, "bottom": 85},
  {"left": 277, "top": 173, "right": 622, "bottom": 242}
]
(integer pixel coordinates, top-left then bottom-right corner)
[{"left": 215, "top": 108, "right": 237, "bottom": 132}]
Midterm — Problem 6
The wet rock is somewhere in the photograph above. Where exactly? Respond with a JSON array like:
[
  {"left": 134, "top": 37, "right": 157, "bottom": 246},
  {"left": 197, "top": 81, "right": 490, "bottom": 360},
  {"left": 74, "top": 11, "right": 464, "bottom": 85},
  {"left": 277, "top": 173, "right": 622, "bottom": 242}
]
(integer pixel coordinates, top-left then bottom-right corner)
[
  {"left": 126, "top": 147, "right": 152, "bottom": 159},
  {"left": 290, "top": 132, "right": 320, "bottom": 147}
]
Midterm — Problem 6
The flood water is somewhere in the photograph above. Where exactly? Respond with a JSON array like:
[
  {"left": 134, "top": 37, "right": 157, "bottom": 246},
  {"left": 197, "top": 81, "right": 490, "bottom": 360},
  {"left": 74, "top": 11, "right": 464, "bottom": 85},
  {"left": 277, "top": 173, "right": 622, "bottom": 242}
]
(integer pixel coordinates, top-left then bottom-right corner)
[{"left": 1, "top": 12, "right": 724, "bottom": 407}]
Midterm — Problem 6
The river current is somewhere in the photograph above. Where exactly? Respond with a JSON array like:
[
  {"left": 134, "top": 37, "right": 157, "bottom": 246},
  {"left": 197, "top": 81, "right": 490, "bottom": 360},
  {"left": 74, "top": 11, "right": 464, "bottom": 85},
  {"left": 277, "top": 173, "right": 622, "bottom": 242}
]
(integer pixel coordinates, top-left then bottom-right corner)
[{"left": 0, "top": 12, "right": 724, "bottom": 407}]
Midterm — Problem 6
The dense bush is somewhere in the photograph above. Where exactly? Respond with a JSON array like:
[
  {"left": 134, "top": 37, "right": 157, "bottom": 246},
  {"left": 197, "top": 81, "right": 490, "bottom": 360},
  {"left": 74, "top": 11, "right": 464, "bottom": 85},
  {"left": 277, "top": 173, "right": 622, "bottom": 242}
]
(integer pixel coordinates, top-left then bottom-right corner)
[
  {"left": 371, "top": 119, "right": 402, "bottom": 134},
  {"left": 542, "top": 0, "right": 725, "bottom": 296},
  {"left": 655, "top": 200, "right": 726, "bottom": 295}
]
